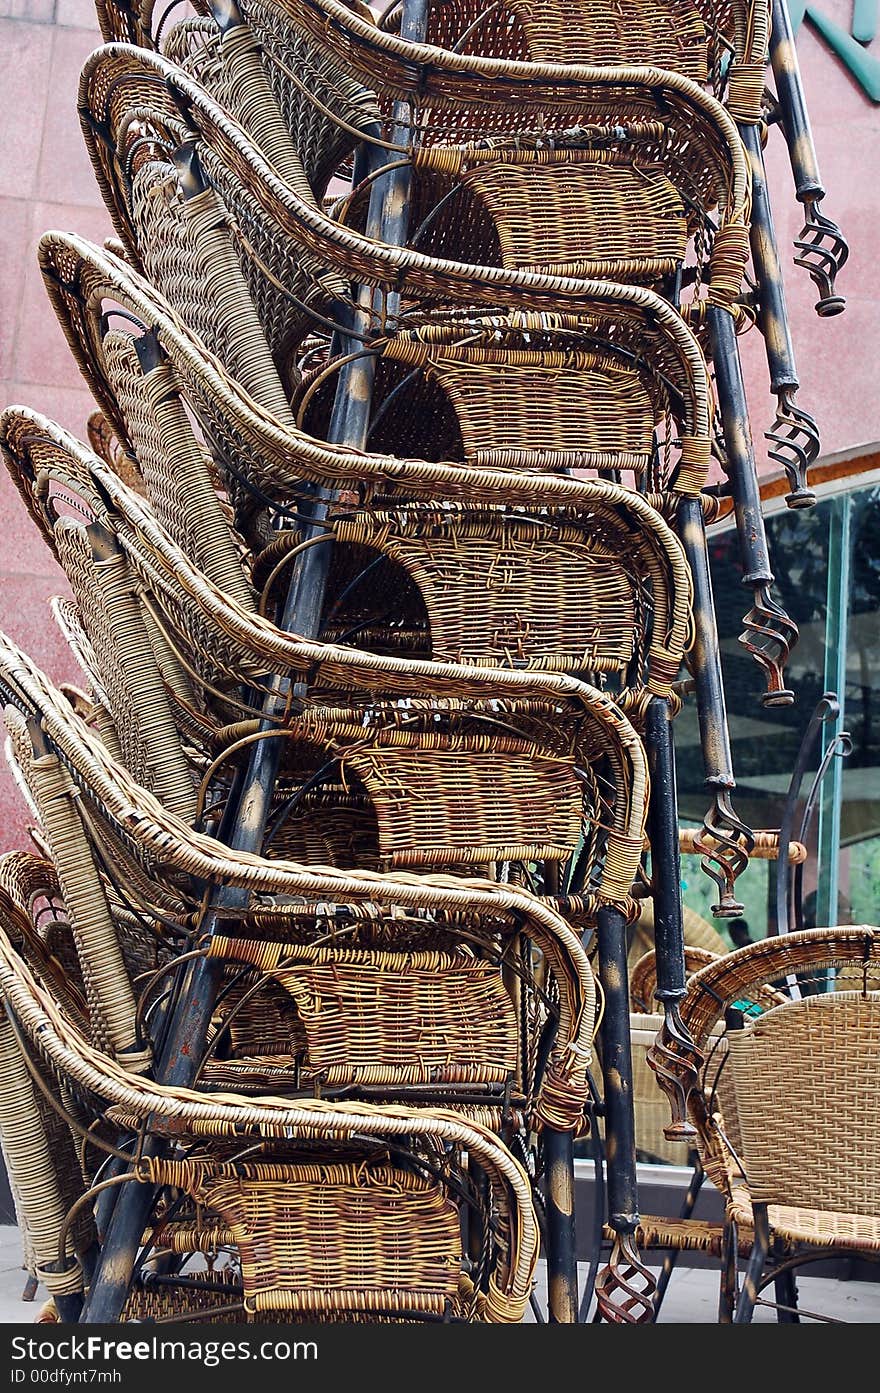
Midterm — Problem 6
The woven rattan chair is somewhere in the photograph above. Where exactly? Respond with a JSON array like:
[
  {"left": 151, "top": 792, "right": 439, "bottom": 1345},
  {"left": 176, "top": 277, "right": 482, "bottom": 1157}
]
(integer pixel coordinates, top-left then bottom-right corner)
[
  {"left": 65, "top": 59, "right": 767, "bottom": 903},
  {"left": 98, "top": 28, "right": 797, "bottom": 714},
  {"left": 94, "top": 0, "right": 843, "bottom": 401},
  {"left": 74, "top": 48, "right": 719, "bottom": 453},
  {"left": 247, "top": 0, "right": 846, "bottom": 304},
  {"left": 631, "top": 927, "right": 880, "bottom": 1320},
  {"left": 0, "top": 624, "right": 603, "bottom": 1134},
  {"left": 37, "top": 232, "right": 705, "bottom": 715},
  {"left": 3, "top": 407, "right": 650, "bottom": 904},
  {"left": 183, "top": 3, "right": 751, "bottom": 302},
  {"left": 38, "top": 220, "right": 705, "bottom": 1317},
  {"left": 727, "top": 986, "right": 880, "bottom": 1322},
  {"left": 0, "top": 892, "right": 543, "bottom": 1322},
  {"left": 84, "top": 15, "right": 752, "bottom": 307},
  {"left": 77, "top": 40, "right": 751, "bottom": 398},
  {"left": 37, "top": 225, "right": 712, "bottom": 643}
]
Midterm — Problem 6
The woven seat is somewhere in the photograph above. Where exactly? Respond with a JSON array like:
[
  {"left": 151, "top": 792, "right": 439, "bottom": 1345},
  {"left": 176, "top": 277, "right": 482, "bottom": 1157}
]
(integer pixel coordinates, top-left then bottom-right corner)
[
  {"left": 79, "top": 43, "right": 746, "bottom": 348},
  {"left": 36, "top": 239, "right": 697, "bottom": 711},
  {"left": 41, "top": 231, "right": 710, "bottom": 511},
  {"left": 227, "top": 2, "right": 750, "bottom": 310},
  {"left": 209, "top": 936, "right": 519, "bottom": 1091},
  {"left": 146, "top": 1156, "right": 464, "bottom": 1318}
]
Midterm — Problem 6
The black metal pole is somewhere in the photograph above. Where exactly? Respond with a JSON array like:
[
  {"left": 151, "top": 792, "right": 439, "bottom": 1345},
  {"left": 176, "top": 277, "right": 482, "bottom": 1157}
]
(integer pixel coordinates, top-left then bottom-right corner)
[
  {"left": 771, "top": 693, "right": 844, "bottom": 935},
  {"left": 544, "top": 1128, "right": 578, "bottom": 1323},
  {"left": 769, "top": 0, "right": 848, "bottom": 314},
  {"left": 675, "top": 495, "right": 753, "bottom": 917},
  {"left": 80, "top": 0, "right": 428, "bottom": 1322},
  {"left": 739, "top": 121, "right": 819, "bottom": 507},
  {"left": 644, "top": 696, "right": 687, "bottom": 1007},
  {"left": 593, "top": 905, "right": 654, "bottom": 1321},
  {"left": 644, "top": 696, "right": 701, "bottom": 1127},
  {"left": 707, "top": 304, "right": 798, "bottom": 709}
]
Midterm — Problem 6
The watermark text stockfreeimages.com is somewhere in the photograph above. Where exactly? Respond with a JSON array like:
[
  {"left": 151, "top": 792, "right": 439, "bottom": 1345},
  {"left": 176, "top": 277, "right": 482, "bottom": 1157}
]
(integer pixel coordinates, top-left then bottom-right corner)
[{"left": 10, "top": 1335, "right": 316, "bottom": 1374}]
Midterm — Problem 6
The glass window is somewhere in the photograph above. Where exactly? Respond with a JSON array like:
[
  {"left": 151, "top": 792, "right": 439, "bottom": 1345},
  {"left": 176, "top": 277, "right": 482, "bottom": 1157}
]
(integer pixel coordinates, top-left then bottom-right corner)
[{"left": 674, "top": 480, "right": 880, "bottom": 943}]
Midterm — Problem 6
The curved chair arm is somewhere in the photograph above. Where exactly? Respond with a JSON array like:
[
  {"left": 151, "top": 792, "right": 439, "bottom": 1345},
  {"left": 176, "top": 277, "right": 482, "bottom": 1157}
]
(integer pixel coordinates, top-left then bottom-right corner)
[
  {"left": 258, "top": 0, "right": 750, "bottom": 212},
  {"left": 680, "top": 925, "right": 880, "bottom": 1055}
]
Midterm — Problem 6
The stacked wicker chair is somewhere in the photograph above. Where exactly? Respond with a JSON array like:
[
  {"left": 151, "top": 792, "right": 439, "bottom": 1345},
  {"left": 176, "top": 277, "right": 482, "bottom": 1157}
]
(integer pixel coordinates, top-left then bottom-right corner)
[{"left": 0, "top": 0, "right": 846, "bottom": 1326}]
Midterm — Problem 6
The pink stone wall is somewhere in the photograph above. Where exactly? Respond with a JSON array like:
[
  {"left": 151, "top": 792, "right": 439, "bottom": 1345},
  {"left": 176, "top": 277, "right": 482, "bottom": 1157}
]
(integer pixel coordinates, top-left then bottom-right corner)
[
  {"left": 0, "top": 2, "right": 109, "bottom": 851},
  {"left": 0, "top": 0, "right": 877, "bottom": 853},
  {"left": 739, "top": 0, "right": 880, "bottom": 469}
]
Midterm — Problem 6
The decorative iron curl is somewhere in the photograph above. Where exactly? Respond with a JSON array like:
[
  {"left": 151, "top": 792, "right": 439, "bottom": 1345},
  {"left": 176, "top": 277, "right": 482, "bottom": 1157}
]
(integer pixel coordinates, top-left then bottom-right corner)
[
  {"left": 766, "top": 386, "right": 820, "bottom": 509},
  {"left": 595, "top": 1233, "right": 656, "bottom": 1324},
  {"left": 794, "top": 200, "right": 849, "bottom": 317},
  {"left": 646, "top": 1006, "right": 703, "bottom": 1145},
  {"left": 694, "top": 789, "right": 755, "bottom": 917},
  {"left": 739, "top": 584, "right": 799, "bottom": 707}
]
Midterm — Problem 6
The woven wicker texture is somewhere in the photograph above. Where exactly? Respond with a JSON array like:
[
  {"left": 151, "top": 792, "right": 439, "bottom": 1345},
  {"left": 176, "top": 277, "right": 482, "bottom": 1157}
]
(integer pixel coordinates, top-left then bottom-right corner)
[
  {"left": 0, "top": 625, "right": 599, "bottom": 1131},
  {"left": 0, "top": 0, "right": 793, "bottom": 1328},
  {"left": 219, "top": 0, "right": 751, "bottom": 309},
  {"left": 728, "top": 992, "right": 880, "bottom": 1221},
  {"left": 460, "top": 157, "right": 687, "bottom": 279},
  {"left": 39, "top": 230, "right": 710, "bottom": 516},
  {"left": 100, "top": 331, "right": 255, "bottom": 611},
  {"left": 2, "top": 406, "right": 652, "bottom": 913},
  {"left": 148, "top": 1158, "right": 464, "bottom": 1316},
  {"left": 0, "top": 1008, "right": 84, "bottom": 1296},
  {"left": 209, "top": 935, "right": 519, "bottom": 1088},
  {"left": 422, "top": 0, "right": 706, "bottom": 77}
]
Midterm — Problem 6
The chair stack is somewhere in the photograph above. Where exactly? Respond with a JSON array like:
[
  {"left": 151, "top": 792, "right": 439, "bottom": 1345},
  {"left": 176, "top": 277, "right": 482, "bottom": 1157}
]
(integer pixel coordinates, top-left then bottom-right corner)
[{"left": 0, "top": 0, "right": 845, "bottom": 1324}]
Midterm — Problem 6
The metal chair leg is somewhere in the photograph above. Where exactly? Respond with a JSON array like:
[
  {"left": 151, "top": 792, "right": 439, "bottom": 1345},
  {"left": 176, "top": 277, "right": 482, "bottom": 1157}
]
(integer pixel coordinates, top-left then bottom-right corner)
[
  {"left": 774, "top": 1266, "right": 801, "bottom": 1322},
  {"left": 544, "top": 1127, "right": 578, "bottom": 1323},
  {"left": 594, "top": 906, "right": 656, "bottom": 1323},
  {"left": 719, "top": 1219, "right": 738, "bottom": 1323},
  {"left": 734, "top": 1205, "right": 771, "bottom": 1323},
  {"left": 674, "top": 496, "right": 754, "bottom": 918},
  {"left": 708, "top": 306, "right": 799, "bottom": 711},
  {"left": 769, "top": 0, "right": 848, "bottom": 315},
  {"left": 739, "top": 120, "right": 819, "bottom": 509},
  {"left": 645, "top": 697, "right": 702, "bottom": 1138}
]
